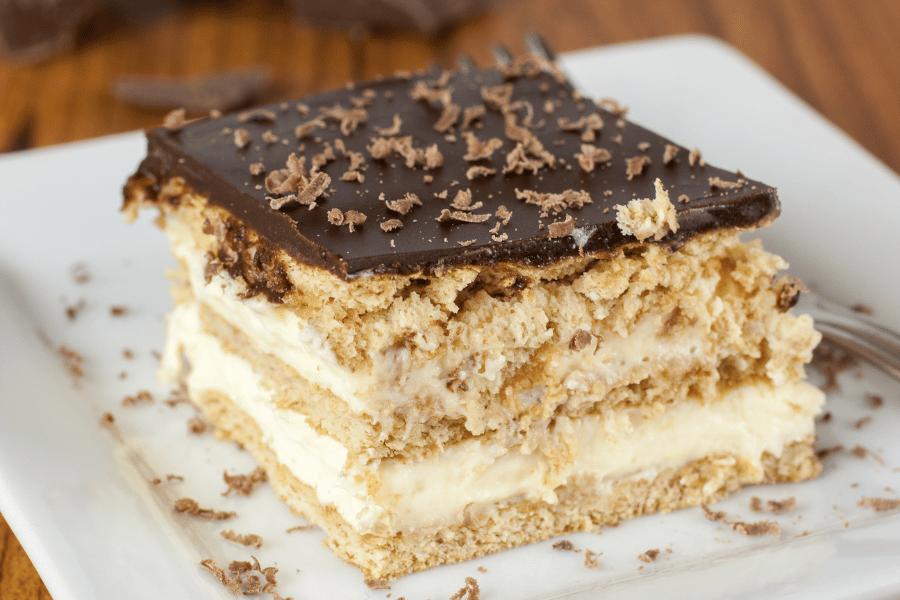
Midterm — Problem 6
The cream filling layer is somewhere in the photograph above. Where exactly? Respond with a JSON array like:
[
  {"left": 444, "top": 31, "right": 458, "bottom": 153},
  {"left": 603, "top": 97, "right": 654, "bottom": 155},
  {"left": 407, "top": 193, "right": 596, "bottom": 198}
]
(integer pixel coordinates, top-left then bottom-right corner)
[
  {"left": 163, "top": 301, "right": 824, "bottom": 535},
  {"left": 164, "top": 217, "right": 742, "bottom": 432}
]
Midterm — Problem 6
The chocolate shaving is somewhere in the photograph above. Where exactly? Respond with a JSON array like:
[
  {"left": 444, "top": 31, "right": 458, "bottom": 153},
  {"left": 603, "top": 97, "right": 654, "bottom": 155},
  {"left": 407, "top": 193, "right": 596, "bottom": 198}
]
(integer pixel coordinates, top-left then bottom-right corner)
[
  {"left": 262, "top": 130, "right": 279, "bottom": 144},
  {"left": 374, "top": 114, "right": 402, "bottom": 136},
  {"left": 597, "top": 98, "right": 628, "bottom": 116},
  {"left": 367, "top": 136, "right": 442, "bottom": 169},
  {"left": 422, "top": 143, "right": 443, "bottom": 168},
  {"left": 437, "top": 209, "right": 491, "bottom": 224},
  {"left": 859, "top": 497, "right": 900, "bottom": 511},
  {"left": 481, "top": 83, "right": 513, "bottom": 110},
  {"left": 733, "top": 521, "right": 781, "bottom": 537},
  {"left": 65, "top": 299, "right": 85, "bottom": 321},
  {"left": 434, "top": 103, "right": 461, "bottom": 132},
  {"left": 503, "top": 141, "right": 555, "bottom": 175},
  {"left": 495, "top": 205, "right": 512, "bottom": 224},
  {"left": 463, "top": 132, "right": 503, "bottom": 161},
  {"left": 515, "top": 189, "right": 591, "bottom": 215},
  {"left": 701, "top": 504, "right": 727, "bottom": 522},
  {"left": 59, "top": 345, "right": 84, "bottom": 384},
  {"left": 552, "top": 540, "right": 575, "bottom": 551},
  {"left": 200, "top": 559, "right": 241, "bottom": 595},
  {"left": 548, "top": 214, "right": 576, "bottom": 238},
  {"left": 449, "top": 189, "right": 482, "bottom": 211},
  {"left": 365, "top": 579, "right": 391, "bottom": 590},
  {"left": 466, "top": 165, "right": 496, "bottom": 180},
  {"left": 409, "top": 80, "right": 451, "bottom": 106},
  {"left": 709, "top": 176, "right": 745, "bottom": 190},
  {"left": 233, "top": 128, "right": 251, "bottom": 149},
  {"left": 122, "top": 390, "right": 153, "bottom": 406},
  {"left": 867, "top": 393, "right": 884, "bottom": 408},
  {"left": 558, "top": 114, "right": 603, "bottom": 142},
  {"left": 328, "top": 208, "right": 367, "bottom": 232},
  {"left": 100, "top": 412, "right": 115, "bottom": 427},
  {"left": 286, "top": 524, "right": 314, "bottom": 533},
  {"left": 773, "top": 274, "right": 807, "bottom": 312},
  {"left": 222, "top": 466, "right": 267, "bottom": 496},
  {"left": 850, "top": 444, "right": 884, "bottom": 465},
  {"left": 750, "top": 496, "right": 797, "bottom": 514},
  {"left": 689, "top": 148, "right": 705, "bottom": 167},
  {"left": 163, "top": 108, "right": 187, "bottom": 132},
  {"left": 816, "top": 444, "right": 843, "bottom": 459},
  {"left": 702, "top": 504, "right": 781, "bottom": 537},
  {"left": 385, "top": 192, "right": 422, "bottom": 215},
  {"left": 269, "top": 171, "right": 331, "bottom": 210},
  {"left": 164, "top": 383, "right": 190, "bottom": 407},
  {"left": 462, "top": 105, "right": 486, "bottom": 129},
  {"left": 663, "top": 144, "right": 679, "bottom": 165},
  {"left": 174, "top": 498, "right": 236, "bottom": 520},
  {"left": 449, "top": 577, "right": 481, "bottom": 600},
  {"left": 295, "top": 117, "right": 325, "bottom": 138},
  {"left": 319, "top": 103, "right": 368, "bottom": 135},
  {"left": 381, "top": 219, "right": 403, "bottom": 232},
  {"left": 340, "top": 170, "right": 364, "bottom": 182},
  {"left": 110, "top": 305, "right": 129, "bottom": 316},
  {"left": 638, "top": 549, "right": 660, "bottom": 563},
  {"left": 625, "top": 155, "right": 651, "bottom": 180},
  {"left": 574, "top": 144, "right": 611, "bottom": 172},
  {"left": 188, "top": 416, "right": 207, "bottom": 434},
  {"left": 569, "top": 329, "right": 593, "bottom": 351},
  {"left": 220, "top": 530, "right": 263, "bottom": 549}
]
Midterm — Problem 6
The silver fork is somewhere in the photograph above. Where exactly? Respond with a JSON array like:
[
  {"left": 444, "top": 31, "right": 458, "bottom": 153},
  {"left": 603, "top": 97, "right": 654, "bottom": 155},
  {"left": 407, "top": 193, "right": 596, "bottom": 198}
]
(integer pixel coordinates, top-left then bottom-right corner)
[
  {"left": 470, "top": 33, "right": 900, "bottom": 383},
  {"left": 795, "top": 292, "right": 900, "bottom": 382}
]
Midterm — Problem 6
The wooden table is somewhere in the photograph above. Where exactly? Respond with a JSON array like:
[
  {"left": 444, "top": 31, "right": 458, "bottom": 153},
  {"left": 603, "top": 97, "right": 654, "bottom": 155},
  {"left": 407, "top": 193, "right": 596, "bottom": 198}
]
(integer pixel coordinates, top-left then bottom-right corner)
[{"left": 1, "top": 0, "right": 898, "bottom": 596}]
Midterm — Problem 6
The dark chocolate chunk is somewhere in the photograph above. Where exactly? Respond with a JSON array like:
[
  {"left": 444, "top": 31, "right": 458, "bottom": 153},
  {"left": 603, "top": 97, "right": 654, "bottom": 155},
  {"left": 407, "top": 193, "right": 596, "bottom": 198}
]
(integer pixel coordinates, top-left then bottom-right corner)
[
  {"left": 111, "top": 66, "right": 272, "bottom": 113},
  {"left": 0, "top": 0, "right": 103, "bottom": 63}
]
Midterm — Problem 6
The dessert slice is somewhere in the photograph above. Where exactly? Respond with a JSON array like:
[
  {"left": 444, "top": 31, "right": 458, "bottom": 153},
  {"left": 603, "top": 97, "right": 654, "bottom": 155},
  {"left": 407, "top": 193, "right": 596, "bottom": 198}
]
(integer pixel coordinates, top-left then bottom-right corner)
[{"left": 124, "top": 55, "right": 823, "bottom": 580}]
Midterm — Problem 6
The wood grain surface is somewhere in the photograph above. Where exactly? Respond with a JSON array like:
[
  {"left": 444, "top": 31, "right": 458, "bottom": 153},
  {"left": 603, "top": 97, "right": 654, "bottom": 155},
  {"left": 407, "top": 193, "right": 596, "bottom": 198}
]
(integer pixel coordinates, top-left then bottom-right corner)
[{"left": 1, "top": 0, "right": 899, "bottom": 597}]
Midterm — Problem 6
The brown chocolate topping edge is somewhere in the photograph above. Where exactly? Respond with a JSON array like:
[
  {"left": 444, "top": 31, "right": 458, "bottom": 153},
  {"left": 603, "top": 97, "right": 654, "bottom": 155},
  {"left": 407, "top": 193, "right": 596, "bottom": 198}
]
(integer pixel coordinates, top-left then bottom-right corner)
[{"left": 128, "top": 62, "right": 779, "bottom": 281}]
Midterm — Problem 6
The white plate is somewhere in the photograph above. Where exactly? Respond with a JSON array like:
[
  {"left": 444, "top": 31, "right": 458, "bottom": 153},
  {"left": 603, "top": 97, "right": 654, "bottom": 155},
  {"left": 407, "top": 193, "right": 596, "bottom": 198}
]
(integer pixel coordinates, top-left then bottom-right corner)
[{"left": 2, "top": 35, "right": 900, "bottom": 600}]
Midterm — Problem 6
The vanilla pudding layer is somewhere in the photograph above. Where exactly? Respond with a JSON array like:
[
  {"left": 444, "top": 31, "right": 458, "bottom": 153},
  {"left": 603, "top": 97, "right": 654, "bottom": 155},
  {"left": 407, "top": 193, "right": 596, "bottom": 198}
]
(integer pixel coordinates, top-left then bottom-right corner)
[
  {"left": 163, "top": 299, "right": 824, "bottom": 539},
  {"left": 154, "top": 190, "right": 821, "bottom": 462}
]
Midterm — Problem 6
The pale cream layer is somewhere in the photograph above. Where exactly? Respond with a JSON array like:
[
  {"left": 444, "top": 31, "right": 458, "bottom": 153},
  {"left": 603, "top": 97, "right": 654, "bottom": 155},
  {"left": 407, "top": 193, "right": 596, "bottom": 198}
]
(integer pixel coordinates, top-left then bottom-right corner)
[
  {"left": 162, "top": 301, "right": 824, "bottom": 535},
  {"left": 163, "top": 217, "right": 802, "bottom": 436}
]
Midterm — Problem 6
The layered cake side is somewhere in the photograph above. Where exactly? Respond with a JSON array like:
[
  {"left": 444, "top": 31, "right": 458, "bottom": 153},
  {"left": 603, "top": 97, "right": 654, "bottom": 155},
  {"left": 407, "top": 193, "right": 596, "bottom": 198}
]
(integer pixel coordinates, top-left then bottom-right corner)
[{"left": 124, "top": 55, "right": 823, "bottom": 580}]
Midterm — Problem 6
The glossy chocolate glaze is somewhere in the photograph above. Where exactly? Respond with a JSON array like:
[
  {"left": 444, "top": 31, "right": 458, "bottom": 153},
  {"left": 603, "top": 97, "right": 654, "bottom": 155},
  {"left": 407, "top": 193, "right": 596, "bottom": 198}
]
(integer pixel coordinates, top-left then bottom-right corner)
[{"left": 131, "top": 61, "right": 778, "bottom": 280}]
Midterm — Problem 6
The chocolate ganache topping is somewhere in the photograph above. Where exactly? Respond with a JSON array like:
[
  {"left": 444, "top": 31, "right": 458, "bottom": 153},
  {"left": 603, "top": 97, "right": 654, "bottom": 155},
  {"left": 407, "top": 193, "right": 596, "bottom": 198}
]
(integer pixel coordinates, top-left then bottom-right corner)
[{"left": 131, "top": 56, "right": 779, "bottom": 280}]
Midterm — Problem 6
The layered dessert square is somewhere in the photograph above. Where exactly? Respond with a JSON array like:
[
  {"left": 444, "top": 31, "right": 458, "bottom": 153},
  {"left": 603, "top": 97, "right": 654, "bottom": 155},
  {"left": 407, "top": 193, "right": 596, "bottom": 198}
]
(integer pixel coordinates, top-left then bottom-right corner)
[{"left": 124, "top": 55, "right": 823, "bottom": 580}]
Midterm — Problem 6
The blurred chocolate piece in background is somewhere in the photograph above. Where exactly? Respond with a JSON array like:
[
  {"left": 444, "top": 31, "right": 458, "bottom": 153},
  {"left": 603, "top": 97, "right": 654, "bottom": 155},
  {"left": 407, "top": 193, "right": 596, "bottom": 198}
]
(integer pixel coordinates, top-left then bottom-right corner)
[
  {"left": 0, "top": 0, "right": 105, "bottom": 63},
  {"left": 111, "top": 66, "right": 273, "bottom": 113},
  {"left": 287, "top": 0, "right": 497, "bottom": 33}
]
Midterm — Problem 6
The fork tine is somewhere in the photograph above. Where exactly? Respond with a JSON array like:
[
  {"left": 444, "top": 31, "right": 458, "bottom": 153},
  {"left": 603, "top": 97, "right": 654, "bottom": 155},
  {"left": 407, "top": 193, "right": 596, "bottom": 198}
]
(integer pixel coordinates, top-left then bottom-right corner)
[
  {"left": 457, "top": 54, "right": 476, "bottom": 73},
  {"left": 524, "top": 32, "right": 556, "bottom": 61},
  {"left": 491, "top": 44, "right": 514, "bottom": 67}
]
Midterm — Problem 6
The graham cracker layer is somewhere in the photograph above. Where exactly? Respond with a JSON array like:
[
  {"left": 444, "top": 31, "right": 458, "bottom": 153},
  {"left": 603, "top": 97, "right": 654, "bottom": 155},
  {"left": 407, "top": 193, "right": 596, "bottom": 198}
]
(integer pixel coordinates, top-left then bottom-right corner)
[
  {"left": 190, "top": 387, "right": 820, "bottom": 581},
  {"left": 148, "top": 183, "right": 820, "bottom": 463}
]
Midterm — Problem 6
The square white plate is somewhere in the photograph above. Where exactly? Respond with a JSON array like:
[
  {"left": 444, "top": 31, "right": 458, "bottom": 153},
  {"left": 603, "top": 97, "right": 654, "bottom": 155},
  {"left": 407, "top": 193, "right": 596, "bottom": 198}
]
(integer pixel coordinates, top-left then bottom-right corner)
[{"left": 1, "top": 35, "right": 899, "bottom": 600}]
